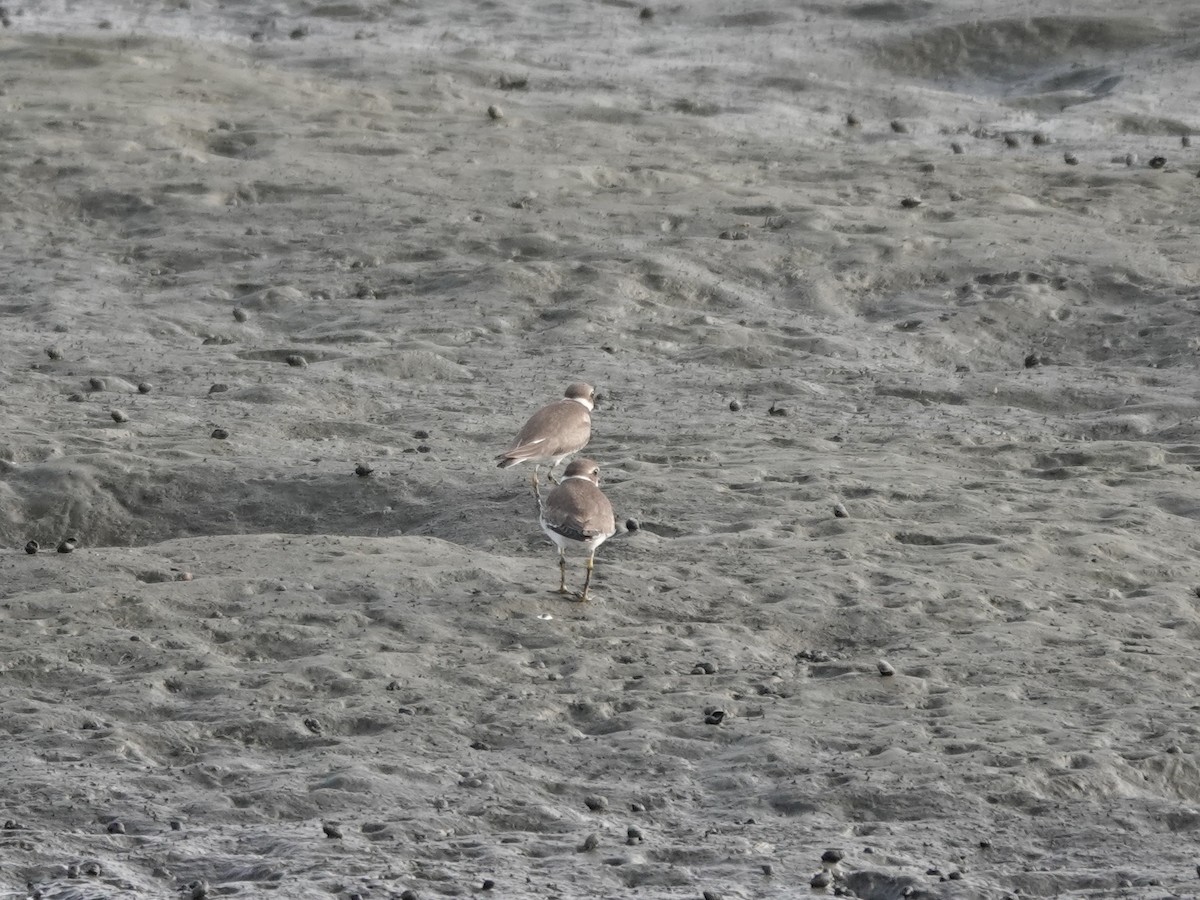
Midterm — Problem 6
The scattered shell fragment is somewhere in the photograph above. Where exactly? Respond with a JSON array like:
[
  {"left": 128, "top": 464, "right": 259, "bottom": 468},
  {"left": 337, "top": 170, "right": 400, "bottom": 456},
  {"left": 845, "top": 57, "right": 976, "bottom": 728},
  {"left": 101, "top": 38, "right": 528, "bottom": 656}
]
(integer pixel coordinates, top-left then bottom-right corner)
[{"left": 877, "top": 659, "right": 896, "bottom": 677}]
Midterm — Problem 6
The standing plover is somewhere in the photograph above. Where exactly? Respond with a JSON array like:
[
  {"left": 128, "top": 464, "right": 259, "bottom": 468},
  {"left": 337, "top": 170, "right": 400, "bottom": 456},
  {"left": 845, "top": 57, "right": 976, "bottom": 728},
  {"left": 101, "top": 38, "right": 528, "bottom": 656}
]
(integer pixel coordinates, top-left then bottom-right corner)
[
  {"left": 497, "top": 382, "right": 595, "bottom": 485},
  {"left": 539, "top": 458, "right": 616, "bottom": 601}
]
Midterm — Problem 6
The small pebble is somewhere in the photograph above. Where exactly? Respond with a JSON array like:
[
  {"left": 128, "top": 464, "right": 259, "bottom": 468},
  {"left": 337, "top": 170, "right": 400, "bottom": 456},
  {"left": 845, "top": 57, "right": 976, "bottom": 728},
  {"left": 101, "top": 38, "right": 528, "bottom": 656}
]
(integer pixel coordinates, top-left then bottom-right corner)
[
  {"left": 57, "top": 537, "right": 78, "bottom": 554},
  {"left": 82, "top": 861, "right": 102, "bottom": 876},
  {"left": 1064, "top": 152, "right": 1079, "bottom": 165},
  {"left": 704, "top": 709, "right": 726, "bottom": 725},
  {"left": 106, "top": 821, "right": 125, "bottom": 834},
  {"left": 768, "top": 401, "right": 788, "bottom": 417},
  {"left": 289, "top": 24, "right": 309, "bottom": 39},
  {"left": 899, "top": 196, "right": 922, "bottom": 208},
  {"left": 322, "top": 822, "right": 343, "bottom": 839},
  {"left": 67, "top": 863, "right": 80, "bottom": 878},
  {"left": 400, "top": 892, "right": 419, "bottom": 900},
  {"left": 877, "top": 659, "right": 896, "bottom": 677},
  {"left": 584, "top": 795, "right": 608, "bottom": 812},
  {"left": 68, "top": 392, "right": 85, "bottom": 402},
  {"left": 210, "top": 428, "right": 229, "bottom": 440},
  {"left": 46, "top": 347, "right": 64, "bottom": 360},
  {"left": 110, "top": 409, "right": 128, "bottom": 423},
  {"left": 811, "top": 871, "right": 832, "bottom": 888},
  {"left": 703, "top": 892, "right": 723, "bottom": 900},
  {"left": 918, "top": 162, "right": 935, "bottom": 173},
  {"left": 1149, "top": 156, "right": 1167, "bottom": 169},
  {"left": 285, "top": 354, "right": 308, "bottom": 367},
  {"left": 821, "top": 848, "right": 845, "bottom": 865},
  {"left": 578, "top": 833, "right": 600, "bottom": 852},
  {"left": 889, "top": 119, "right": 909, "bottom": 134},
  {"left": 414, "top": 429, "right": 430, "bottom": 439},
  {"left": 232, "top": 307, "right": 249, "bottom": 322},
  {"left": 762, "top": 863, "right": 774, "bottom": 876},
  {"left": 845, "top": 112, "right": 860, "bottom": 127},
  {"left": 625, "top": 518, "right": 639, "bottom": 533},
  {"left": 1003, "top": 133, "right": 1020, "bottom": 148},
  {"left": 304, "top": 717, "right": 323, "bottom": 734},
  {"left": 89, "top": 377, "right": 106, "bottom": 391},
  {"left": 208, "top": 383, "right": 228, "bottom": 394},
  {"left": 487, "top": 104, "right": 503, "bottom": 120},
  {"left": 691, "top": 661, "right": 717, "bottom": 675},
  {"left": 718, "top": 230, "right": 749, "bottom": 240},
  {"left": 1125, "top": 152, "right": 1138, "bottom": 166},
  {"left": 1182, "top": 135, "right": 1192, "bottom": 148},
  {"left": 1024, "top": 353, "right": 1043, "bottom": 368},
  {"left": 639, "top": 6, "right": 654, "bottom": 20},
  {"left": 355, "top": 463, "right": 374, "bottom": 477},
  {"left": 950, "top": 141, "right": 964, "bottom": 154},
  {"left": 24, "top": 541, "right": 38, "bottom": 555},
  {"left": 187, "top": 880, "right": 209, "bottom": 900},
  {"left": 481, "top": 879, "right": 495, "bottom": 891},
  {"left": 1031, "top": 132, "right": 1050, "bottom": 145},
  {"left": 626, "top": 826, "right": 643, "bottom": 844},
  {"left": 170, "top": 820, "right": 183, "bottom": 831},
  {"left": 729, "top": 398, "right": 742, "bottom": 411},
  {"left": 833, "top": 503, "right": 849, "bottom": 518},
  {"left": 138, "top": 381, "right": 152, "bottom": 394}
]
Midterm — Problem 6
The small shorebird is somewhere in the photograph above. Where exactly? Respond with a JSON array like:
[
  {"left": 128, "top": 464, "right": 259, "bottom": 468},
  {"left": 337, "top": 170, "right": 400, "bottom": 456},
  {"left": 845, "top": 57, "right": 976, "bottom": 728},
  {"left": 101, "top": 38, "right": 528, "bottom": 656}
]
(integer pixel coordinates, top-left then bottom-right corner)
[
  {"left": 496, "top": 382, "right": 595, "bottom": 486},
  {"left": 539, "top": 457, "right": 616, "bottom": 601}
]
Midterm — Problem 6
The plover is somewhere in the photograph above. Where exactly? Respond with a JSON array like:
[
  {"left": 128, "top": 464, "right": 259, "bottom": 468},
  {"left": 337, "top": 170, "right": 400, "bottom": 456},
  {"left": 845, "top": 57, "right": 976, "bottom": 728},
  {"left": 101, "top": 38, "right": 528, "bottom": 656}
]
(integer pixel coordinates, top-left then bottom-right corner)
[
  {"left": 539, "top": 457, "right": 616, "bottom": 601},
  {"left": 496, "top": 382, "right": 595, "bottom": 485}
]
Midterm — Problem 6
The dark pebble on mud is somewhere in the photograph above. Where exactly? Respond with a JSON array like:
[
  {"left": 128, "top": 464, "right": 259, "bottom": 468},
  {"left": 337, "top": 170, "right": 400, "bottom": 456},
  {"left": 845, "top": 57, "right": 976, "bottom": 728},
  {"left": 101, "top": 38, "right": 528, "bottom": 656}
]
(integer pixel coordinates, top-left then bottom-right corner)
[
  {"left": 1024, "top": 353, "right": 1043, "bottom": 368},
  {"left": 704, "top": 709, "right": 726, "bottom": 725},
  {"left": 900, "top": 196, "right": 923, "bottom": 208},
  {"left": 355, "top": 463, "right": 374, "bottom": 477},
  {"left": 208, "top": 383, "right": 228, "bottom": 394},
  {"left": 285, "top": 354, "right": 308, "bottom": 367},
  {"left": 233, "top": 307, "right": 249, "bottom": 322},
  {"left": 82, "top": 861, "right": 102, "bottom": 876},
  {"left": 584, "top": 795, "right": 608, "bottom": 812},
  {"left": 890, "top": 119, "right": 909, "bottom": 134},
  {"left": 1064, "top": 152, "right": 1078, "bottom": 165},
  {"left": 1149, "top": 156, "right": 1167, "bottom": 169},
  {"left": 68, "top": 392, "right": 85, "bottom": 402},
  {"left": 845, "top": 112, "right": 860, "bottom": 127},
  {"left": 626, "top": 826, "right": 643, "bottom": 844},
  {"left": 1003, "top": 133, "right": 1020, "bottom": 148},
  {"left": 57, "top": 538, "right": 78, "bottom": 553},
  {"left": 89, "top": 377, "right": 106, "bottom": 391},
  {"left": 950, "top": 141, "right": 964, "bottom": 154},
  {"left": 106, "top": 821, "right": 125, "bottom": 834},
  {"left": 24, "top": 541, "right": 38, "bottom": 554},
  {"left": 729, "top": 398, "right": 742, "bottom": 411},
  {"left": 322, "top": 822, "right": 343, "bottom": 839},
  {"left": 170, "top": 820, "right": 183, "bottom": 831},
  {"left": 138, "top": 381, "right": 152, "bottom": 394},
  {"left": 768, "top": 401, "right": 788, "bottom": 416},
  {"left": 578, "top": 833, "right": 600, "bottom": 852},
  {"left": 46, "top": 347, "right": 63, "bottom": 360},
  {"left": 481, "top": 879, "right": 495, "bottom": 891},
  {"left": 639, "top": 6, "right": 654, "bottom": 19},
  {"left": 691, "top": 661, "right": 717, "bottom": 675},
  {"left": 414, "top": 429, "right": 430, "bottom": 439},
  {"left": 625, "top": 518, "right": 639, "bottom": 533},
  {"left": 110, "top": 409, "right": 128, "bottom": 423},
  {"left": 211, "top": 428, "right": 229, "bottom": 439},
  {"left": 400, "top": 891, "right": 419, "bottom": 900},
  {"left": 833, "top": 502, "right": 849, "bottom": 518}
]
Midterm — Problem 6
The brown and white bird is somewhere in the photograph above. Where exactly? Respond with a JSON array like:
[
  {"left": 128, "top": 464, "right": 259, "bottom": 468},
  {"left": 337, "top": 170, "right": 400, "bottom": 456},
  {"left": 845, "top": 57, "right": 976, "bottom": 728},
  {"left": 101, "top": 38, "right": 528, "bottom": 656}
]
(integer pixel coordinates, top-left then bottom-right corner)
[
  {"left": 496, "top": 382, "right": 595, "bottom": 485},
  {"left": 539, "top": 457, "right": 616, "bottom": 601}
]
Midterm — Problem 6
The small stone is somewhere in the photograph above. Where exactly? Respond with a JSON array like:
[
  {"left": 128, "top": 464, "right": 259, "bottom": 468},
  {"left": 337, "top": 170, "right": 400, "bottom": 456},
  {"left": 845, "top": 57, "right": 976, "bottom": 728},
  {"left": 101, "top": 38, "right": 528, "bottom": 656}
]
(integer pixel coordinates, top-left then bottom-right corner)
[
  {"left": 704, "top": 709, "right": 726, "bottom": 725},
  {"left": 285, "top": 354, "right": 308, "bottom": 367},
  {"left": 692, "top": 661, "right": 717, "bottom": 675},
  {"left": 639, "top": 6, "right": 654, "bottom": 19},
  {"left": 46, "top": 347, "right": 63, "bottom": 360},
  {"left": 137, "top": 381, "right": 152, "bottom": 394},
  {"left": 768, "top": 401, "right": 787, "bottom": 417},
  {"left": 703, "top": 892, "right": 723, "bottom": 900},
  {"left": 630, "top": 802, "right": 646, "bottom": 812},
  {"left": 877, "top": 659, "right": 896, "bottom": 677},
  {"left": 584, "top": 795, "right": 608, "bottom": 812},
  {"left": 845, "top": 113, "right": 860, "bottom": 127},
  {"left": 210, "top": 428, "right": 229, "bottom": 440},
  {"left": 232, "top": 307, "right": 249, "bottom": 322},
  {"left": 322, "top": 822, "right": 343, "bottom": 839},
  {"left": 1149, "top": 156, "right": 1167, "bottom": 169},
  {"left": 1182, "top": 135, "right": 1192, "bottom": 148},
  {"left": 82, "top": 861, "right": 102, "bottom": 876},
  {"left": 170, "top": 820, "right": 183, "bottom": 831},
  {"left": 400, "top": 892, "right": 419, "bottom": 900},
  {"left": 24, "top": 541, "right": 38, "bottom": 554},
  {"left": 729, "top": 398, "right": 742, "bottom": 411},
  {"left": 67, "top": 863, "right": 80, "bottom": 878},
  {"left": 811, "top": 871, "right": 832, "bottom": 888},
  {"left": 1064, "top": 152, "right": 1079, "bottom": 165},
  {"left": 208, "top": 383, "right": 229, "bottom": 394},
  {"left": 57, "top": 538, "right": 78, "bottom": 553},
  {"left": 481, "top": 879, "right": 495, "bottom": 891},
  {"left": 900, "top": 196, "right": 923, "bottom": 209},
  {"left": 1024, "top": 353, "right": 1042, "bottom": 368},
  {"left": 304, "top": 717, "right": 323, "bottom": 734},
  {"left": 626, "top": 825, "right": 643, "bottom": 844},
  {"left": 355, "top": 463, "right": 374, "bottom": 477},
  {"left": 289, "top": 24, "right": 309, "bottom": 39},
  {"left": 1003, "top": 133, "right": 1020, "bottom": 148},
  {"left": 718, "top": 230, "right": 749, "bottom": 240},
  {"left": 187, "top": 879, "right": 209, "bottom": 900},
  {"left": 950, "top": 141, "right": 964, "bottom": 154},
  {"left": 110, "top": 409, "right": 128, "bottom": 423},
  {"left": 487, "top": 104, "right": 503, "bottom": 120},
  {"left": 890, "top": 119, "right": 909, "bottom": 134},
  {"left": 414, "top": 429, "right": 430, "bottom": 439},
  {"left": 833, "top": 502, "right": 849, "bottom": 518},
  {"left": 821, "top": 848, "right": 845, "bottom": 865},
  {"left": 578, "top": 833, "right": 600, "bottom": 852},
  {"left": 948, "top": 871, "right": 963, "bottom": 880},
  {"left": 1032, "top": 132, "right": 1050, "bottom": 145},
  {"left": 762, "top": 863, "right": 774, "bottom": 876},
  {"left": 176, "top": 571, "right": 194, "bottom": 582},
  {"left": 625, "top": 518, "right": 639, "bottom": 533},
  {"left": 68, "top": 392, "right": 85, "bottom": 402},
  {"left": 89, "top": 377, "right": 106, "bottom": 391},
  {"left": 1125, "top": 152, "right": 1138, "bottom": 167},
  {"left": 106, "top": 820, "right": 125, "bottom": 834}
]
